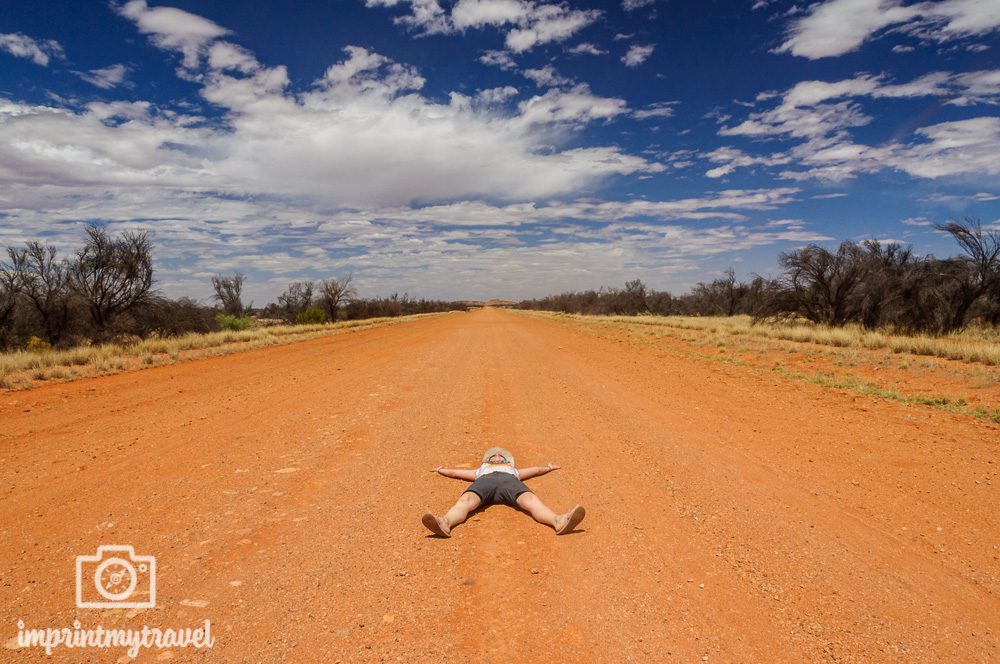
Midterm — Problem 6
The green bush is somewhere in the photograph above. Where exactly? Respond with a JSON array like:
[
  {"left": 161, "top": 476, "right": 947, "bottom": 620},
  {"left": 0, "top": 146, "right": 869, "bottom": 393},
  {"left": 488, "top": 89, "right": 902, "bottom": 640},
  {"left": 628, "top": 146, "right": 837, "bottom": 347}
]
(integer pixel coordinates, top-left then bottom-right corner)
[
  {"left": 296, "top": 307, "right": 327, "bottom": 325},
  {"left": 216, "top": 314, "right": 253, "bottom": 331}
]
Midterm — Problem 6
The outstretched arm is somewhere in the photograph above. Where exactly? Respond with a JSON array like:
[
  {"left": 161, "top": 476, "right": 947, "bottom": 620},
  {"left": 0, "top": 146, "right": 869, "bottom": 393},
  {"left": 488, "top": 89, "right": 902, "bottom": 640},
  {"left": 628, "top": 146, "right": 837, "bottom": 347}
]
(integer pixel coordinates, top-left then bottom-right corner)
[
  {"left": 517, "top": 463, "right": 561, "bottom": 481},
  {"left": 430, "top": 466, "right": 477, "bottom": 481}
]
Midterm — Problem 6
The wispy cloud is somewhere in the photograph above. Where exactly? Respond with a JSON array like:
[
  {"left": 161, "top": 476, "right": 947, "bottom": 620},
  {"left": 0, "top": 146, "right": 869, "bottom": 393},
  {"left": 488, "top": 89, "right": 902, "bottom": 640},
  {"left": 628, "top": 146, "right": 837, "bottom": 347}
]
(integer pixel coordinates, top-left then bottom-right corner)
[
  {"left": 366, "top": 0, "right": 601, "bottom": 52},
  {"left": 622, "top": 44, "right": 655, "bottom": 67},
  {"left": 567, "top": 42, "right": 607, "bottom": 55},
  {"left": 776, "top": 0, "right": 1000, "bottom": 59},
  {"left": 711, "top": 69, "right": 1000, "bottom": 182},
  {"left": 0, "top": 32, "right": 64, "bottom": 66},
  {"left": 74, "top": 64, "right": 130, "bottom": 89},
  {"left": 623, "top": 0, "right": 655, "bottom": 11}
]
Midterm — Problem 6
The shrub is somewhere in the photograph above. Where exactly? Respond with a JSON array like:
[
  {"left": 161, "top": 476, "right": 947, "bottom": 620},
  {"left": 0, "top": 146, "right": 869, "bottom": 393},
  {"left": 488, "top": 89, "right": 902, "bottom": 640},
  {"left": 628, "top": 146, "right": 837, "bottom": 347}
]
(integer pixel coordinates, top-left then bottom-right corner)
[
  {"left": 216, "top": 314, "right": 253, "bottom": 331},
  {"left": 295, "top": 307, "right": 327, "bottom": 325},
  {"left": 26, "top": 336, "right": 53, "bottom": 353}
]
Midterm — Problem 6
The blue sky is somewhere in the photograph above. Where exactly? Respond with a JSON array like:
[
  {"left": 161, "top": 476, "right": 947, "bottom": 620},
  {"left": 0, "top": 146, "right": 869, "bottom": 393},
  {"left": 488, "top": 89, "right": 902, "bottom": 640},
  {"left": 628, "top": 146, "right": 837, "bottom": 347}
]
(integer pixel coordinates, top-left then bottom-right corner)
[{"left": 1, "top": 0, "right": 998, "bottom": 302}]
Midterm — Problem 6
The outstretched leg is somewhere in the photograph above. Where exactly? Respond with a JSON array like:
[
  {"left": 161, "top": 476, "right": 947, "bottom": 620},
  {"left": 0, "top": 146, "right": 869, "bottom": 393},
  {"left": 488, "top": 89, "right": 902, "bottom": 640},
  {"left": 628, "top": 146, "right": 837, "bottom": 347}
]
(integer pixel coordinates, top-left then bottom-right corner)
[
  {"left": 423, "top": 492, "right": 481, "bottom": 537},
  {"left": 516, "top": 492, "right": 586, "bottom": 534}
]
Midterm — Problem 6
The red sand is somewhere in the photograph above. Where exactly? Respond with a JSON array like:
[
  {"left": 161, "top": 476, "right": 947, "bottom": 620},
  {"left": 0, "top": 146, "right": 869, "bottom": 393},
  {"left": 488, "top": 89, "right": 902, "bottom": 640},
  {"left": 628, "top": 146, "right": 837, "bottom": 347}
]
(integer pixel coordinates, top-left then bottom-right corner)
[{"left": 1, "top": 308, "right": 997, "bottom": 662}]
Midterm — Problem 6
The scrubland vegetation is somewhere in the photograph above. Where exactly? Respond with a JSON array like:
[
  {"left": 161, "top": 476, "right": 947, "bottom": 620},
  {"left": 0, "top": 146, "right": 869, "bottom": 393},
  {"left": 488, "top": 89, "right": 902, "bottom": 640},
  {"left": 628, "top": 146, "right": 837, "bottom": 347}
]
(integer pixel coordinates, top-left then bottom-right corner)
[
  {"left": 517, "top": 218, "right": 1000, "bottom": 339},
  {"left": 0, "top": 225, "right": 468, "bottom": 354},
  {"left": 0, "top": 225, "right": 467, "bottom": 388}
]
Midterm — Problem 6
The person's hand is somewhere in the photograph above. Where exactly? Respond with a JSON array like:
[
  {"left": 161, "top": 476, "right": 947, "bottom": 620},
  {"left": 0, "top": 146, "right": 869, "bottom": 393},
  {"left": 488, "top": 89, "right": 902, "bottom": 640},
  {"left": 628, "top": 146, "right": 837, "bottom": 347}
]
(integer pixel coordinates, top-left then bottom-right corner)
[
  {"left": 546, "top": 463, "right": 561, "bottom": 471},
  {"left": 430, "top": 466, "right": 444, "bottom": 473}
]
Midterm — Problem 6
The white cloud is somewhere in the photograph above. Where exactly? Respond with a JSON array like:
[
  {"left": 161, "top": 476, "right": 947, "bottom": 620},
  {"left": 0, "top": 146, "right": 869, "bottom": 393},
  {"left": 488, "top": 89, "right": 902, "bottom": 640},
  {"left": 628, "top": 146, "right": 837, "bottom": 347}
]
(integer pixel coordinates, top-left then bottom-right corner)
[
  {"left": 567, "top": 42, "right": 606, "bottom": 55},
  {"left": 74, "top": 64, "right": 130, "bottom": 89},
  {"left": 207, "top": 42, "right": 260, "bottom": 74},
  {"left": 0, "top": 34, "right": 659, "bottom": 210},
  {"left": 452, "top": 0, "right": 528, "bottom": 29},
  {"left": 479, "top": 49, "right": 517, "bottom": 69},
  {"left": 777, "top": 0, "right": 1000, "bottom": 59},
  {"left": 719, "top": 70, "right": 1000, "bottom": 141},
  {"left": 368, "top": 0, "right": 600, "bottom": 52},
  {"left": 887, "top": 117, "right": 1000, "bottom": 178},
  {"left": 0, "top": 182, "right": 808, "bottom": 300},
  {"left": 521, "top": 64, "right": 572, "bottom": 87},
  {"left": 118, "top": 0, "right": 230, "bottom": 68},
  {"left": 476, "top": 86, "right": 519, "bottom": 104},
  {"left": 514, "top": 84, "right": 629, "bottom": 126},
  {"left": 703, "top": 147, "right": 792, "bottom": 178},
  {"left": 505, "top": 4, "right": 601, "bottom": 52},
  {"left": 622, "top": 44, "right": 655, "bottom": 67},
  {"left": 632, "top": 101, "right": 677, "bottom": 120},
  {"left": 623, "top": 0, "right": 655, "bottom": 10},
  {"left": 0, "top": 33, "right": 64, "bottom": 66},
  {"left": 714, "top": 70, "right": 1000, "bottom": 182},
  {"left": 920, "top": 191, "right": 999, "bottom": 204}
]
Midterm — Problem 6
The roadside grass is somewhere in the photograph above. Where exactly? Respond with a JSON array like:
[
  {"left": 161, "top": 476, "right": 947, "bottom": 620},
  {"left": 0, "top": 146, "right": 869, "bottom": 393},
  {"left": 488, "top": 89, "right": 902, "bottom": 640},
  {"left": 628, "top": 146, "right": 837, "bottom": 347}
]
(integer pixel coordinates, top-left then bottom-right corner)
[
  {"left": 0, "top": 313, "right": 448, "bottom": 390},
  {"left": 516, "top": 310, "right": 1000, "bottom": 424},
  {"left": 770, "top": 366, "right": 1000, "bottom": 424},
  {"left": 535, "top": 312, "right": 1000, "bottom": 366}
]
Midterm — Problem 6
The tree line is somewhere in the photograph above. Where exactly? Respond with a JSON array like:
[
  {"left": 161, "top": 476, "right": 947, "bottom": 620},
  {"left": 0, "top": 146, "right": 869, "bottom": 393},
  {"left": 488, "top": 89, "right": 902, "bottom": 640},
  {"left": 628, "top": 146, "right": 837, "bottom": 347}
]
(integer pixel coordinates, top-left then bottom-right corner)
[
  {"left": 515, "top": 218, "right": 1000, "bottom": 334},
  {"left": 0, "top": 225, "right": 469, "bottom": 351}
]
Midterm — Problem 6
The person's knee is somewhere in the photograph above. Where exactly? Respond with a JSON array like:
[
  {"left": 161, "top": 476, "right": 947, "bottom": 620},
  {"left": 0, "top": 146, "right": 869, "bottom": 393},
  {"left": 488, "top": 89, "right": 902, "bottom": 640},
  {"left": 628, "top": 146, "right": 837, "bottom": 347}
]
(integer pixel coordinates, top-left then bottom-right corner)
[
  {"left": 460, "top": 493, "right": 480, "bottom": 507},
  {"left": 516, "top": 492, "right": 537, "bottom": 508}
]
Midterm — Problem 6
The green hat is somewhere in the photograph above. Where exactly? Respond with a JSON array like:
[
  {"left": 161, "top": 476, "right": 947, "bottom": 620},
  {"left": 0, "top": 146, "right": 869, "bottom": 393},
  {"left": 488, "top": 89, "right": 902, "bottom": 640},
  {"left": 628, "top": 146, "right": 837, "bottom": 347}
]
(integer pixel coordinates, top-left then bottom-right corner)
[{"left": 482, "top": 447, "right": 514, "bottom": 466}]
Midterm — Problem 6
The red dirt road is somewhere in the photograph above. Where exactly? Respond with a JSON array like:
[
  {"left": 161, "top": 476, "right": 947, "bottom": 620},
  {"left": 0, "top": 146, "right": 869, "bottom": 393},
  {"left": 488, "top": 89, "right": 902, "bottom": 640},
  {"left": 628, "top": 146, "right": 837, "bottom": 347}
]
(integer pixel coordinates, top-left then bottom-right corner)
[{"left": 1, "top": 308, "right": 997, "bottom": 662}]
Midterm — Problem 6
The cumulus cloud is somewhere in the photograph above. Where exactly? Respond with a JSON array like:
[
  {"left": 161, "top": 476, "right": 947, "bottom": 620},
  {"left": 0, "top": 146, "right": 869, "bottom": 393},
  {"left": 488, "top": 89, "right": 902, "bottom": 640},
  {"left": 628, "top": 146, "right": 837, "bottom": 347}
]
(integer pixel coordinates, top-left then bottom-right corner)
[
  {"left": 0, "top": 23, "right": 659, "bottom": 210},
  {"left": 622, "top": 44, "right": 655, "bottom": 67},
  {"left": 74, "top": 64, "right": 130, "bottom": 89},
  {"left": 777, "top": 0, "right": 1000, "bottom": 59},
  {"left": 0, "top": 33, "right": 64, "bottom": 66},
  {"left": 367, "top": 0, "right": 601, "bottom": 52},
  {"left": 623, "top": 0, "right": 655, "bottom": 10}
]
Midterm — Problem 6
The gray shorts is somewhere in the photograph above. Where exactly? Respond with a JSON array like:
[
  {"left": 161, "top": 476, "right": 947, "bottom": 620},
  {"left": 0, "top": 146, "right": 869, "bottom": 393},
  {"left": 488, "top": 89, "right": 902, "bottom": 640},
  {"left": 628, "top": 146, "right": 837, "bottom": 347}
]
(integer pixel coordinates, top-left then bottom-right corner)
[{"left": 464, "top": 472, "right": 531, "bottom": 507}]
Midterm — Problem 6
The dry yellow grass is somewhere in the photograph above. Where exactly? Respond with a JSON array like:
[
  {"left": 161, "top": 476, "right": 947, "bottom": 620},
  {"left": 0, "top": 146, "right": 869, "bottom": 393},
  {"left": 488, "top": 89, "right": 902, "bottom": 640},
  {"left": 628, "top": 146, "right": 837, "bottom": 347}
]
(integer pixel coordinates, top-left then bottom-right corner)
[
  {"left": 0, "top": 313, "right": 448, "bottom": 386},
  {"left": 522, "top": 312, "right": 1000, "bottom": 366}
]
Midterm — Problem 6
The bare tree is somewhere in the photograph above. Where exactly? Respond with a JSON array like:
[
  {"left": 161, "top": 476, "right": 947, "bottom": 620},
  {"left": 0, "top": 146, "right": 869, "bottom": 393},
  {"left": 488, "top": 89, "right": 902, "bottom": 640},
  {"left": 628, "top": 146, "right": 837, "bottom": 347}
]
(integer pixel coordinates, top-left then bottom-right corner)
[
  {"left": 319, "top": 275, "right": 355, "bottom": 322},
  {"left": 71, "top": 225, "right": 155, "bottom": 337},
  {"left": 212, "top": 272, "right": 246, "bottom": 316},
  {"left": 8, "top": 241, "right": 72, "bottom": 344},
  {"left": 277, "top": 281, "right": 314, "bottom": 321},
  {"left": 934, "top": 218, "right": 1000, "bottom": 331},
  {"left": 778, "top": 241, "right": 868, "bottom": 326},
  {"left": 0, "top": 260, "right": 17, "bottom": 345},
  {"left": 857, "top": 240, "right": 915, "bottom": 330}
]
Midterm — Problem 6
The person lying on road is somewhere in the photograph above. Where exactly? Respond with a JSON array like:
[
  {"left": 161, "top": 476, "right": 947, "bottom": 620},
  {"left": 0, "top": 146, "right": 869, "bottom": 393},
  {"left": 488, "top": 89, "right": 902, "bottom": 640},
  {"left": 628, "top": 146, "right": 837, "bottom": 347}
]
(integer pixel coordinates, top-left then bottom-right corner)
[{"left": 422, "top": 446, "right": 586, "bottom": 537}]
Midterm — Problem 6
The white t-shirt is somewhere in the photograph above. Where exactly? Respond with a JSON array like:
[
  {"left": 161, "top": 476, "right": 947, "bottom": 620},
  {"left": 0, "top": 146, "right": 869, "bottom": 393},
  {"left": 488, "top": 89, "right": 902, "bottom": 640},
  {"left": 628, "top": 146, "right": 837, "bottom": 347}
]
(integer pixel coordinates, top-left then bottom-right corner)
[{"left": 475, "top": 462, "right": 520, "bottom": 479}]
